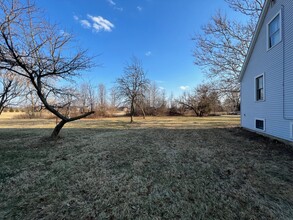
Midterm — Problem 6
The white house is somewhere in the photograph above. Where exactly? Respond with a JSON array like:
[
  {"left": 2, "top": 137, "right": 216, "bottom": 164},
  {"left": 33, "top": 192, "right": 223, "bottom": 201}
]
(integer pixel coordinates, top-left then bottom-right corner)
[{"left": 240, "top": 0, "right": 293, "bottom": 142}]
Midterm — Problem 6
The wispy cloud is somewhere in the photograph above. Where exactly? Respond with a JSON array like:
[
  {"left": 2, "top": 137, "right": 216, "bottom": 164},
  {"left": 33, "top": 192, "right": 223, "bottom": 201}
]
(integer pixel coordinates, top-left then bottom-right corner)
[
  {"left": 80, "top": 19, "right": 91, "bottom": 28},
  {"left": 107, "top": 0, "right": 116, "bottom": 6},
  {"left": 115, "top": 7, "right": 123, "bottom": 11},
  {"left": 180, "top": 86, "right": 190, "bottom": 91},
  {"left": 145, "top": 51, "right": 152, "bottom": 56},
  {"left": 73, "top": 15, "right": 79, "bottom": 21},
  {"left": 88, "top": 15, "right": 114, "bottom": 32},
  {"left": 74, "top": 15, "right": 114, "bottom": 32},
  {"left": 107, "top": 0, "right": 123, "bottom": 11},
  {"left": 137, "top": 6, "right": 143, "bottom": 11}
]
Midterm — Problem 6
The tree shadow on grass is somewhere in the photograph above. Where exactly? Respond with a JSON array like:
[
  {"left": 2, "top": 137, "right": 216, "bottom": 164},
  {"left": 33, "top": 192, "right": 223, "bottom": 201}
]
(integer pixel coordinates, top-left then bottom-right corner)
[{"left": 0, "top": 127, "right": 292, "bottom": 219}]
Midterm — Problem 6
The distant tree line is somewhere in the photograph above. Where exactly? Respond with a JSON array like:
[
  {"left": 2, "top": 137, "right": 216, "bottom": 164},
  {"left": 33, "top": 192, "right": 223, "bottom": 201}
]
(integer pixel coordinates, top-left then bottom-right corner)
[
  {"left": 2, "top": 52, "right": 239, "bottom": 124},
  {"left": 0, "top": 0, "right": 264, "bottom": 137}
]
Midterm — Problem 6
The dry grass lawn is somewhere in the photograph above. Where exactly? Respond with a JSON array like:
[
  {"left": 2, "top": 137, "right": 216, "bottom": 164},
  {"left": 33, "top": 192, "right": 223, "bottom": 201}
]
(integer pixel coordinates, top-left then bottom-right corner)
[{"left": 0, "top": 114, "right": 292, "bottom": 219}]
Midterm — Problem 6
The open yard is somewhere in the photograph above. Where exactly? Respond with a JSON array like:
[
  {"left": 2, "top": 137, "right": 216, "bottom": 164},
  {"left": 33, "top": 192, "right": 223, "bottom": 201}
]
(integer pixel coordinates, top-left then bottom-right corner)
[{"left": 0, "top": 115, "right": 292, "bottom": 219}]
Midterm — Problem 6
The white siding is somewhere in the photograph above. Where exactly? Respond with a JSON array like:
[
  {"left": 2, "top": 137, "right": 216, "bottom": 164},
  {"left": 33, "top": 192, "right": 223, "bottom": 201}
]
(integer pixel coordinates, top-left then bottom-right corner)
[
  {"left": 241, "top": 0, "right": 293, "bottom": 142},
  {"left": 284, "top": 1, "right": 293, "bottom": 119}
]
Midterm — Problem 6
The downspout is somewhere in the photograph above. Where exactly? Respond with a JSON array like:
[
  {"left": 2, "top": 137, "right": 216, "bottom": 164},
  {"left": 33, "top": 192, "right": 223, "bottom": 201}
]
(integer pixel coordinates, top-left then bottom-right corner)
[{"left": 281, "top": 4, "right": 293, "bottom": 120}]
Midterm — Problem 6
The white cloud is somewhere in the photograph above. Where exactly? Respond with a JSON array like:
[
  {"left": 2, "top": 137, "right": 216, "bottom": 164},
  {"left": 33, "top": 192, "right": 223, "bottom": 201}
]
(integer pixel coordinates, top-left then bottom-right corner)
[
  {"left": 145, "top": 51, "right": 152, "bottom": 56},
  {"left": 107, "top": 0, "right": 116, "bottom": 6},
  {"left": 180, "top": 86, "right": 190, "bottom": 91},
  {"left": 137, "top": 6, "right": 143, "bottom": 11},
  {"left": 80, "top": 19, "right": 91, "bottom": 28},
  {"left": 74, "top": 14, "right": 114, "bottom": 32},
  {"left": 107, "top": 0, "right": 123, "bottom": 11},
  {"left": 73, "top": 15, "right": 79, "bottom": 21},
  {"left": 87, "top": 15, "right": 114, "bottom": 32}
]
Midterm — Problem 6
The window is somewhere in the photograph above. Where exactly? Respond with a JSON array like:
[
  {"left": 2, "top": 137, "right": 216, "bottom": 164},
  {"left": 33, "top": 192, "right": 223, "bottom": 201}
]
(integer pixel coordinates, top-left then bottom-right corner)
[
  {"left": 268, "top": 12, "right": 281, "bottom": 49},
  {"left": 255, "top": 75, "right": 264, "bottom": 101},
  {"left": 255, "top": 119, "right": 265, "bottom": 131}
]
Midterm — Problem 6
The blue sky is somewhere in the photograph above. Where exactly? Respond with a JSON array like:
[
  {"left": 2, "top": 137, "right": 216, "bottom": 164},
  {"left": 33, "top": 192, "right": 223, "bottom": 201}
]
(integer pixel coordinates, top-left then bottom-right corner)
[{"left": 37, "top": 0, "right": 232, "bottom": 97}]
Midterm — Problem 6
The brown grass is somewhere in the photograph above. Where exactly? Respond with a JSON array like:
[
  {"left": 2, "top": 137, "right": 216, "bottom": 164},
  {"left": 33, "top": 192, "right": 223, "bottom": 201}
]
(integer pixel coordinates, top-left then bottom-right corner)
[{"left": 0, "top": 115, "right": 292, "bottom": 219}]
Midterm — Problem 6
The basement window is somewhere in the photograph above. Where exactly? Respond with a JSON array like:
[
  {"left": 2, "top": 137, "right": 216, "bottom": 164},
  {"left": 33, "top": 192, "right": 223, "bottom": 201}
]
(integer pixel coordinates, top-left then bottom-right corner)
[{"left": 255, "top": 119, "right": 265, "bottom": 131}]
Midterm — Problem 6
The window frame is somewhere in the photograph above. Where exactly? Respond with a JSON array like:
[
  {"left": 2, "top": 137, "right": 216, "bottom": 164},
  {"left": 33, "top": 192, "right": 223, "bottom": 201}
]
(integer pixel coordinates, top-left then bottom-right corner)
[
  {"left": 267, "top": 10, "right": 282, "bottom": 50},
  {"left": 255, "top": 118, "right": 266, "bottom": 131},
  {"left": 254, "top": 73, "right": 265, "bottom": 102}
]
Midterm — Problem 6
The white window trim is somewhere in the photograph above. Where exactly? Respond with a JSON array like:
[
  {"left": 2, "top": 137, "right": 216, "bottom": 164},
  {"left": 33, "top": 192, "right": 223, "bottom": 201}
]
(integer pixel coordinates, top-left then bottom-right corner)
[
  {"left": 254, "top": 73, "right": 265, "bottom": 102},
  {"left": 290, "top": 122, "right": 293, "bottom": 139},
  {"left": 267, "top": 9, "right": 282, "bottom": 51},
  {"left": 255, "top": 118, "right": 266, "bottom": 131}
]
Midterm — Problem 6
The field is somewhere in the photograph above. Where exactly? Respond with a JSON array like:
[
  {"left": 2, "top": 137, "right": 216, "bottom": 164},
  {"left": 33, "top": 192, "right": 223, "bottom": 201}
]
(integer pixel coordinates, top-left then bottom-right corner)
[{"left": 0, "top": 114, "right": 293, "bottom": 219}]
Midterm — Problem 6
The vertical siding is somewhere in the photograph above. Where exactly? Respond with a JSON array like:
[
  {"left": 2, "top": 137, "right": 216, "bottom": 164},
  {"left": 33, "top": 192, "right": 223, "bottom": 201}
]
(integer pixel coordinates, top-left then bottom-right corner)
[{"left": 241, "top": 0, "right": 293, "bottom": 142}]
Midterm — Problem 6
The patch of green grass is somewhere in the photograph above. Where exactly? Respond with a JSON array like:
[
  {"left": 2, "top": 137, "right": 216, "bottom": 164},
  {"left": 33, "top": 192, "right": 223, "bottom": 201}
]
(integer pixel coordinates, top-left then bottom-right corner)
[{"left": 0, "top": 116, "right": 293, "bottom": 219}]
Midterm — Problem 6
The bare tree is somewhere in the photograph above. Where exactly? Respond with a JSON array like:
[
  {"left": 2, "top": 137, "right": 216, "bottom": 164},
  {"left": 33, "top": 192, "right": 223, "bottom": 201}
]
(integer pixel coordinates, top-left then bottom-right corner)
[
  {"left": 0, "top": 0, "right": 95, "bottom": 138},
  {"left": 225, "top": 0, "right": 263, "bottom": 18},
  {"left": 145, "top": 81, "right": 167, "bottom": 116},
  {"left": 223, "top": 91, "right": 240, "bottom": 113},
  {"left": 177, "top": 84, "right": 220, "bottom": 117},
  {"left": 0, "top": 71, "right": 23, "bottom": 114},
  {"left": 109, "top": 86, "right": 119, "bottom": 108},
  {"left": 24, "top": 86, "right": 40, "bottom": 118},
  {"left": 97, "top": 83, "right": 107, "bottom": 108},
  {"left": 168, "top": 92, "right": 176, "bottom": 109},
  {"left": 79, "top": 83, "right": 90, "bottom": 114},
  {"left": 115, "top": 57, "right": 150, "bottom": 123},
  {"left": 79, "top": 82, "right": 96, "bottom": 113},
  {"left": 192, "top": 0, "right": 264, "bottom": 110},
  {"left": 58, "top": 87, "right": 79, "bottom": 118},
  {"left": 87, "top": 83, "right": 96, "bottom": 112}
]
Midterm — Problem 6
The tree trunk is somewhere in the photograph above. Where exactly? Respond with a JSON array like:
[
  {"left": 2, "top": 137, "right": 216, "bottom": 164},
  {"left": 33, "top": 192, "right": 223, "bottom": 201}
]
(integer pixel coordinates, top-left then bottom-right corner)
[
  {"left": 50, "top": 111, "right": 94, "bottom": 138},
  {"left": 130, "top": 101, "right": 134, "bottom": 123},
  {"left": 142, "top": 109, "right": 146, "bottom": 119},
  {"left": 51, "top": 119, "right": 67, "bottom": 138},
  {"left": 137, "top": 103, "right": 146, "bottom": 119}
]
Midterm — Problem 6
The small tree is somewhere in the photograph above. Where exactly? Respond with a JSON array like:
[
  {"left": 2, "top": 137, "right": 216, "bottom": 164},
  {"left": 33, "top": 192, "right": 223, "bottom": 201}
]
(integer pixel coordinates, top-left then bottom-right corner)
[
  {"left": 115, "top": 57, "right": 150, "bottom": 123},
  {"left": 177, "top": 84, "right": 220, "bottom": 117},
  {"left": 0, "top": 0, "right": 95, "bottom": 138},
  {"left": 144, "top": 81, "right": 167, "bottom": 116},
  {"left": 0, "top": 71, "right": 24, "bottom": 114},
  {"left": 109, "top": 86, "right": 119, "bottom": 109}
]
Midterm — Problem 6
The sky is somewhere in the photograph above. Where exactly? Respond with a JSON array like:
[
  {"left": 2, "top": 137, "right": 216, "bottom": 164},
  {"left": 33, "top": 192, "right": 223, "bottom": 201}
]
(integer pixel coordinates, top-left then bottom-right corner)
[{"left": 36, "top": 0, "right": 232, "bottom": 97}]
